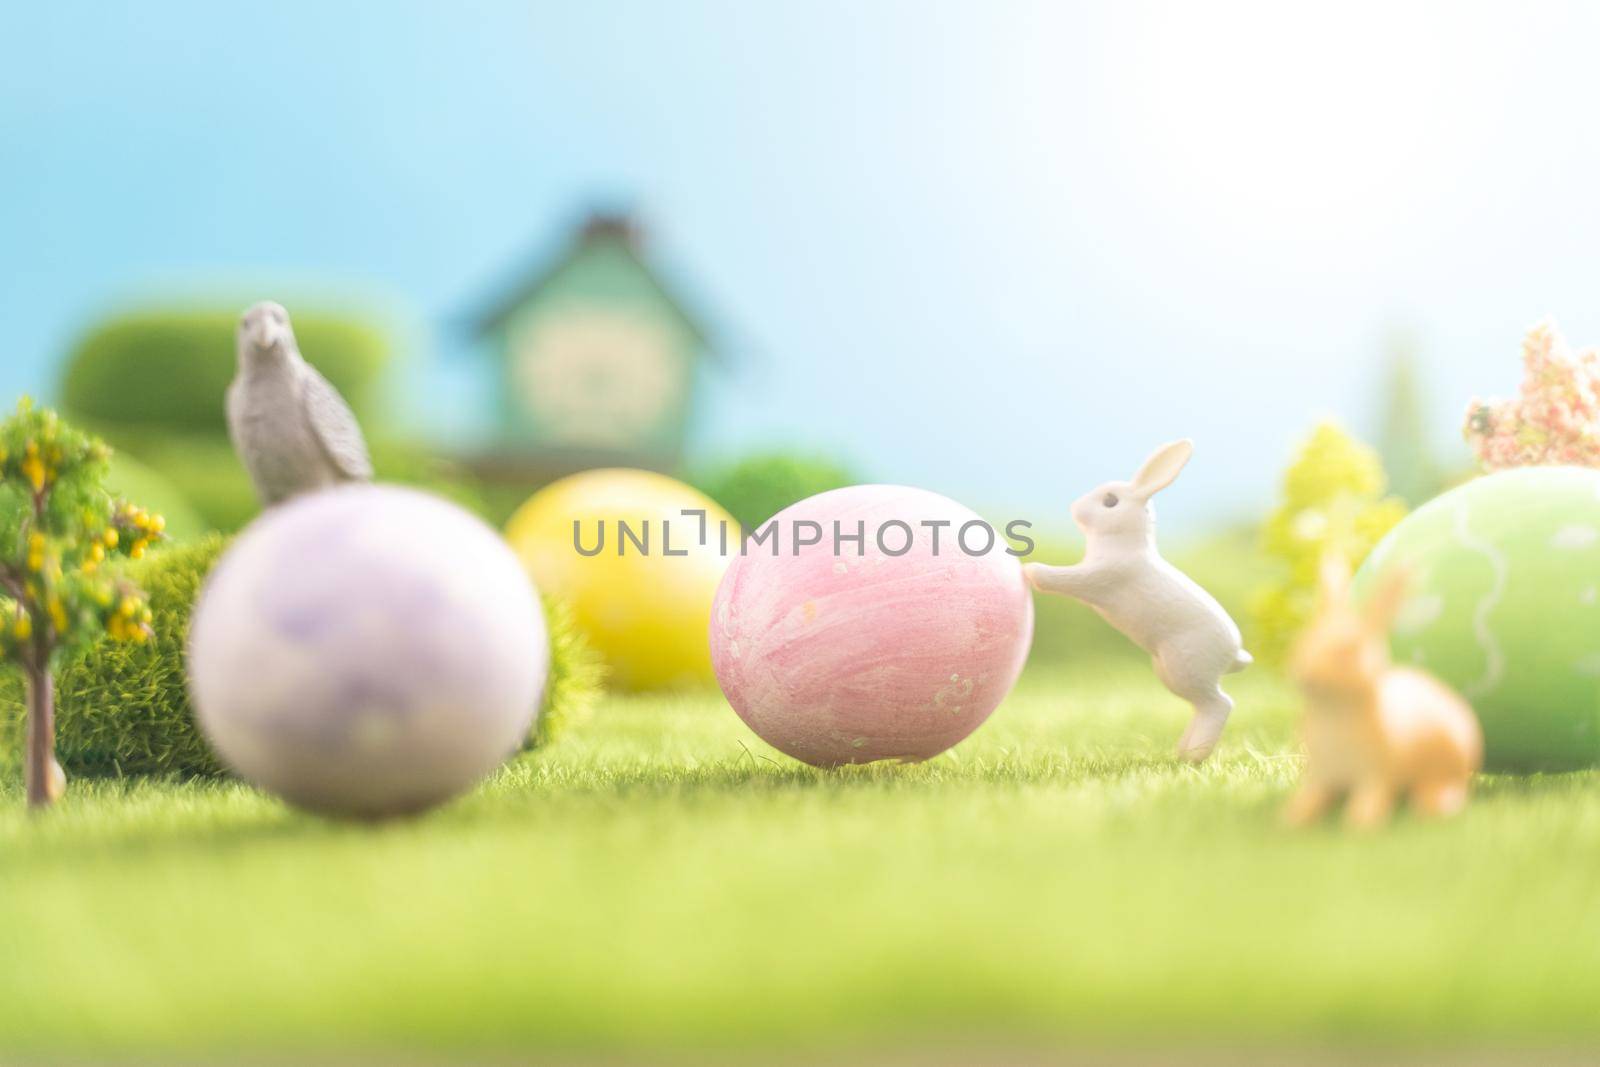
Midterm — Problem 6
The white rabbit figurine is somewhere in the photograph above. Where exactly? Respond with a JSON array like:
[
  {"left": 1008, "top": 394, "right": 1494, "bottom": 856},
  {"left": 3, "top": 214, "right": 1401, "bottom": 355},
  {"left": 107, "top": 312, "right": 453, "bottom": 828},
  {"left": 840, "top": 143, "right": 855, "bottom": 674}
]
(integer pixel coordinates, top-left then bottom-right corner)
[{"left": 1023, "top": 440, "right": 1251, "bottom": 762}]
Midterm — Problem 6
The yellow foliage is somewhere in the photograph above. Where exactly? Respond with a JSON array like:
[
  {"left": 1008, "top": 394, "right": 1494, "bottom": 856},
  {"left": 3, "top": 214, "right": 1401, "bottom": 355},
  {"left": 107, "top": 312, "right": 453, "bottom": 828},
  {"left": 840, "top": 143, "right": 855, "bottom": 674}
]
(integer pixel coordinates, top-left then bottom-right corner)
[
  {"left": 1253, "top": 422, "right": 1408, "bottom": 662},
  {"left": 0, "top": 400, "right": 164, "bottom": 669}
]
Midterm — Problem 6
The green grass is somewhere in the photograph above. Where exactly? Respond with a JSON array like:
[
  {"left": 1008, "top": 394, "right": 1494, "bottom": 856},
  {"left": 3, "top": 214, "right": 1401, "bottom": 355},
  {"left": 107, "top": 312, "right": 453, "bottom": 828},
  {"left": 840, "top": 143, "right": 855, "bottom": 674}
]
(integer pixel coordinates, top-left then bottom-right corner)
[{"left": 1, "top": 663, "right": 1598, "bottom": 1063}]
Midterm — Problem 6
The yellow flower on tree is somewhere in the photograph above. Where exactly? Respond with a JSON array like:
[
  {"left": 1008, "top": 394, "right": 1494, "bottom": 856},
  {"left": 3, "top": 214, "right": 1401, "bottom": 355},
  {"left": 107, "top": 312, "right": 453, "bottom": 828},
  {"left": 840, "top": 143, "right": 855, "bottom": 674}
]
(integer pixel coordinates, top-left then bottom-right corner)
[{"left": 0, "top": 398, "right": 165, "bottom": 808}]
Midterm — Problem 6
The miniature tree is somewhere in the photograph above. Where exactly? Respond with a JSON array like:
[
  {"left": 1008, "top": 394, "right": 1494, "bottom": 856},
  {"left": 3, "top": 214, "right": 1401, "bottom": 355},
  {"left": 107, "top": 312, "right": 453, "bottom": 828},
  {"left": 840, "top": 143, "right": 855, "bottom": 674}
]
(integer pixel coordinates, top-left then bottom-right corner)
[
  {"left": 1464, "top": 320, "right": 1600, "bottom": 470},
  {"left": 0, "top": 399, "right": 163, "bottom": 808},
  {"left": 1253, "top": 422, "right": 1407, "bottom": 662}
]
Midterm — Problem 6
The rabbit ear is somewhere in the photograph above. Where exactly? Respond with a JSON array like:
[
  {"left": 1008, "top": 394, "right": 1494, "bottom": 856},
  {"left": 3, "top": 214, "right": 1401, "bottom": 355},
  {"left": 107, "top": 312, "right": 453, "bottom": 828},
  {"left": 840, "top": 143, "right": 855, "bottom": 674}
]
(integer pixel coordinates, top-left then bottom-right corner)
[
  {"left": 1362, "top": 565, "right": 1411, "bottom": 633},
  {"left": 1318, "top": 553, "right": 1352, "bottom": 607},
  {"left": 1131, "top": 439, "right": 1194, "bottom": 498}
]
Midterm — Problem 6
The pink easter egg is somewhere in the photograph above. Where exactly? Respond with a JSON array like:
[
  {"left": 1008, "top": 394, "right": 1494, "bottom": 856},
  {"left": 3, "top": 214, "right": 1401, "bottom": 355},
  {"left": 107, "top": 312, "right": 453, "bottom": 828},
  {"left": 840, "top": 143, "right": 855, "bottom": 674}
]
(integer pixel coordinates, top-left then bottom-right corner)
[{"left": 710, "top": 485, "right": 1035, "bottom": 766}]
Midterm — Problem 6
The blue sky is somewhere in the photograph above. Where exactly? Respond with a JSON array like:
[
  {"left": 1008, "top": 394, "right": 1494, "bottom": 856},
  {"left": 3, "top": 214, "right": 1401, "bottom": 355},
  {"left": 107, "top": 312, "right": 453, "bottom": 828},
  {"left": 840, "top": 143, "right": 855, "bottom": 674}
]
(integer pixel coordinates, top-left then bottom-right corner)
[{"left": 7, "top": 1, "right": 1600, "bottom": 528}]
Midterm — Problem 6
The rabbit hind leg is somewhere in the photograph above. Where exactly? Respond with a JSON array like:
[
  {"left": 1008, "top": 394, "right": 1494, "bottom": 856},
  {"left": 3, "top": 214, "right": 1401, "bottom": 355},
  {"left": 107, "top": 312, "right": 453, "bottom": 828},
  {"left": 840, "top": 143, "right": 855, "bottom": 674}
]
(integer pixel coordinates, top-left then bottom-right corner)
[
  {"left": 1344, "top": 781, "right": 1397, "bottom": 830},
  {"left": 1283, "top": 779, "right": 1339, "bottom": 827},
  {"left": 1410, "top": 777, "right": 1469, "bottom": 819},
  {"left": 1176, "top": 689, "right": 1233, "bottom": 764}
]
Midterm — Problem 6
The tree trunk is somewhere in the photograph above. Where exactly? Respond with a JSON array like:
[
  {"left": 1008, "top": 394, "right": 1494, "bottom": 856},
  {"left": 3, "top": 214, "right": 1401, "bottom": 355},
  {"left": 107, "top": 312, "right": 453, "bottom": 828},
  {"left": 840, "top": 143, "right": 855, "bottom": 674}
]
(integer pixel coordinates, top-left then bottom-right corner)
[{"left": 23, "top": 665, "right": 62, "bottom": 809}]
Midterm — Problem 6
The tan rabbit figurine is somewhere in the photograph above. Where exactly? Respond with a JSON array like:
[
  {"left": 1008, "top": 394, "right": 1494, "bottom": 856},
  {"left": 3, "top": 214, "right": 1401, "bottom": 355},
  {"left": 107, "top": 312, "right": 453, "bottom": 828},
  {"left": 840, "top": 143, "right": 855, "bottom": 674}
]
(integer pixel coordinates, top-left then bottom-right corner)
[{"left": 1285, "top": 556, "right": 1482, "bottom": 829}]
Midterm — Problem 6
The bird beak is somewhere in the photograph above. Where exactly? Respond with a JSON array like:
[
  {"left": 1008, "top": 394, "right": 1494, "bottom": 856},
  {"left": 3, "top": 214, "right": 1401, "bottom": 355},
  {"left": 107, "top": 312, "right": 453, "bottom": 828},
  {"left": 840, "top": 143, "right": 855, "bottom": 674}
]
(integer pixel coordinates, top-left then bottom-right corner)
[{"left": 252, "top": 320, "right": 279, "bottom": 350}]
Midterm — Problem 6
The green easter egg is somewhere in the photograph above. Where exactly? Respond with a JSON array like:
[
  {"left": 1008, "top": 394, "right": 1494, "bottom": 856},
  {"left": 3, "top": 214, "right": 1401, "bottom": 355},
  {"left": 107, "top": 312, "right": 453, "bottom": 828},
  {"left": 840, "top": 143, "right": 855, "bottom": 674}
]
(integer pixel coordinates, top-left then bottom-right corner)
[{"left": 1354, "top": 467, "right": 1600, "bottom": 772}]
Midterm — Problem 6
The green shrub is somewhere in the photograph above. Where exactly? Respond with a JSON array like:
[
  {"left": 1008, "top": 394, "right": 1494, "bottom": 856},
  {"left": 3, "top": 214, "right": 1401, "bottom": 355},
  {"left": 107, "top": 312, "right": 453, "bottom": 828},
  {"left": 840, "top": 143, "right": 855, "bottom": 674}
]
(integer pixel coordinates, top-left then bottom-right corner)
[
  {"left": 0, "top": 538, "right": 606, "bottom": 779},
  {"left": 57, "top": 305, "right": 504, "bottom": 535},
  {"left": 105, "top": 451, "right": 206, "bottom": 543},
  {"left": 367, "top": 440, "right": 490, "bottom": 522},
  {"left": 117, "top": 435, "right": 260, "bottom": 533},
  {"left": 81, "top": 431, "right": 489, "bottom": 536},
  {"left": 693, "top": 451, "right": 857, "bottom": 529},
  {"left": 534, "top": 595, "right": 606, "bottom": 748},
  {"left": 75, "top": 429, "right": 262, "bottom": 535},
  {"left": 62, "top": 308, "right": 392, "bottom": 437},
  {"left": 0, "top": 535, "right": 230, "bottom": 778}
]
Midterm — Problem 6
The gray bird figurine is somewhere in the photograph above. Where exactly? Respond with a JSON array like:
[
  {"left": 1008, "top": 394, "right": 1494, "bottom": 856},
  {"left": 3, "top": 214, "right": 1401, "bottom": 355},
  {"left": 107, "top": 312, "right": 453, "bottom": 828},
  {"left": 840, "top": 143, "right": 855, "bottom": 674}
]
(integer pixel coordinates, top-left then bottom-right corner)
[{"left": 228, "top": 301, "right": 374, "bottom": 506}]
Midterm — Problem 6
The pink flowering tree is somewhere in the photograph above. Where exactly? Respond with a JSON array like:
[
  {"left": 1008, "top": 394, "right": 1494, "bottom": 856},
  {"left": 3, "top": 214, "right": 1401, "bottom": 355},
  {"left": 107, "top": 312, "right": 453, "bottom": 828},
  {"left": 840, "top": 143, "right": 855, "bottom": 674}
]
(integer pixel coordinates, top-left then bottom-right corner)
[{"left": 1464, "top": 321, "right": 1600, "bottom": 470}]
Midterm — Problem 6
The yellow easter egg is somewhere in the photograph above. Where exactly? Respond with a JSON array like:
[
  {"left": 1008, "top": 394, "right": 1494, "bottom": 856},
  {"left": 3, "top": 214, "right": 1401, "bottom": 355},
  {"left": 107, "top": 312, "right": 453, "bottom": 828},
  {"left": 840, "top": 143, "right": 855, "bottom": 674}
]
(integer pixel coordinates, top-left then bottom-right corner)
[{"left": 506, "top": 469, "right": 733, "bottom": 691}]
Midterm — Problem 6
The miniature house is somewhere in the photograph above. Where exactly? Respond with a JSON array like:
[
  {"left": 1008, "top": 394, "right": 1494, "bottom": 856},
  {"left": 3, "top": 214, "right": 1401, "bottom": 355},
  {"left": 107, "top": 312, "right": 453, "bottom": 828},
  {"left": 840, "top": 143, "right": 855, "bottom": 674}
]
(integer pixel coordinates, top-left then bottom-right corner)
[{"left": 467, "top": 213, "right": 717, "bottom": 480}]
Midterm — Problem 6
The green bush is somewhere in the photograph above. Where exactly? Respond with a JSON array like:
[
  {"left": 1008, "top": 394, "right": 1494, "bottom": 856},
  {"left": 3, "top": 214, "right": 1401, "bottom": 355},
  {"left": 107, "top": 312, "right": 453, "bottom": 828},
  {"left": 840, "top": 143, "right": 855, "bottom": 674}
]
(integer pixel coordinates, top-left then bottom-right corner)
[
  {"left": 115, "top": 434, "right": 260, "bottom": 533},
  {"left": 1, "top": 537, "right": 605, "bottom": 779},
  {"left": 56, "top": 304, "right": 504, "bottom": 535},
  {"left": 105, "top": 451, "right": 207, "bottom": 543},
  {"left": 0, "top": 535, "right": 230, "bottom": 778},
  {"left": 693, "top": 451, "right": 857, "bottom": 529},
  {"left": 367, "top": 441, "right": 490, "bottom": 522},
  {"left": 534, "top": 595, "right": 606, "bottom": 748},
  {"left": 62, "top": 308, "right": 392, "bottom": 437},
  {"left": 79, "top": 428, "right": 488, "bottom": 536}
]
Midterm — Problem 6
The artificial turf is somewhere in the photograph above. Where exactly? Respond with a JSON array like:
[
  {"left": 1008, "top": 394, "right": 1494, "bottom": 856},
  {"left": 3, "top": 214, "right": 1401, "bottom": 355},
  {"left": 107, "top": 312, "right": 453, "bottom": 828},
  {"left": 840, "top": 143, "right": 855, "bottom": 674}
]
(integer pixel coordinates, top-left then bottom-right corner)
[{"left": 1, "top": 661, "right": 1598, "bottom": 1063}]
